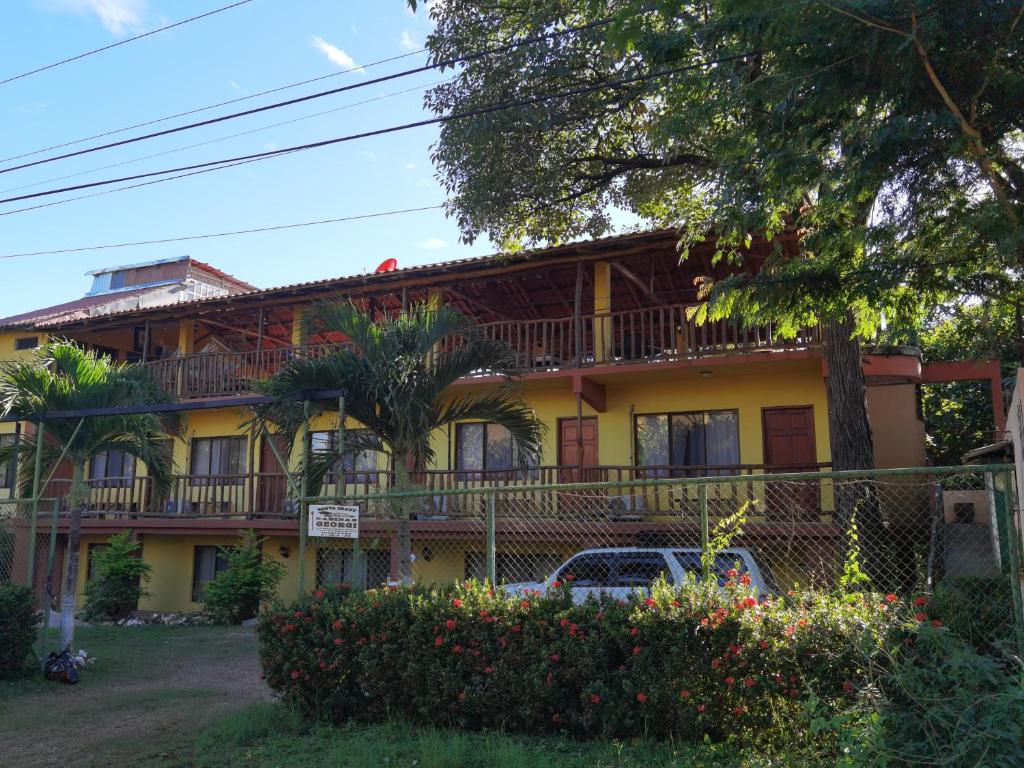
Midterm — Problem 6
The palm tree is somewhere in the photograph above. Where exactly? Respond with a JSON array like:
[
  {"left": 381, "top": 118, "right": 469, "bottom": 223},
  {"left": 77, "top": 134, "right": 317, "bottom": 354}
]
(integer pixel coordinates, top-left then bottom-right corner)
[
  {"left": 250, "top": 301, "right": 543, "bottom": 583},
  {"left": 0, "top": 341, "right": 178, "bottom": 650}
]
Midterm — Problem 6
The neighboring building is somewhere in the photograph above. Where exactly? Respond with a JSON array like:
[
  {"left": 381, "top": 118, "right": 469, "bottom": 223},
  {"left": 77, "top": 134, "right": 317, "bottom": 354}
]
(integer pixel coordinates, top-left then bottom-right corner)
[{"left": 0, "top": 231, "right": 1005, "bottom": 612}]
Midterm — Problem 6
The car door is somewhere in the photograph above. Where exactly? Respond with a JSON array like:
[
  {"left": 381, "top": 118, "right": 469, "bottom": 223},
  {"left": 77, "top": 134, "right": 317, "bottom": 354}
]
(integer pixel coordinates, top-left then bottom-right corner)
[
  {"left": 554, "top": 552, "right": 615, "bottom": 604},
  {"left": 606, "top": 552, "right": 674, "bottom": 602}
]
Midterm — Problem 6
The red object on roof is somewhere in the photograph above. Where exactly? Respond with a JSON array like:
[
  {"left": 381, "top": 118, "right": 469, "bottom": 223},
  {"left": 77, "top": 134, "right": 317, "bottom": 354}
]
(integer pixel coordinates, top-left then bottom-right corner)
[{"left": 374, "top": 258, "right": 398, "bottom": 274}]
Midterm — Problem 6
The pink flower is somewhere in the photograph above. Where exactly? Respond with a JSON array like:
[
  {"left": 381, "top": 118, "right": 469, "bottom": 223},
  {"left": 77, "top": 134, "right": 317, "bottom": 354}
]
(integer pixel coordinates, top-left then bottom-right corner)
[
  {"left": 551, "top": 654, "right": 560, "bottom": 663},
  {"left": 484, "top": 666, "right": 493, "bottom": 674},
  {"left": 632, "top": 646, "right": 641, "bottom": 655},
  {"left": 697, "top": 703, "right": 706, "bottom": 713},
  {"left": 744, "top": 677, "right": 756, "bottom": 688},
  {"left": 724, "top": 676, "right": 735, "bottom": 686},
  {"left": 630, "top": 627, "right": 639, "bottom": 637},
  {"left": 434, "top": 636, "right": 443, "bottom": 647},
  {"left": 446, "top": 619, "right": 457, "bottom": 631},
  {"left": 679, "top": 689, "right": 691, "bottom": 699},
  {"left": 590, "top": 693, "right": 601, "bottom": 704},
  {"left": 636, "top": 692, "right": 648, "bottom": 703},
  {"left": 290, "top": 670, "right": 300, "bottom": 680},
  {"left": 453, "top": 598, "right": 463, "bottom": 608}
]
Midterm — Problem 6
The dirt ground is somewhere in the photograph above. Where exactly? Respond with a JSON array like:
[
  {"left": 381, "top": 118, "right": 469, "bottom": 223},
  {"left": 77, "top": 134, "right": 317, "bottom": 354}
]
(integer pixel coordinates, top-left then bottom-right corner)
[{"left": 0, "top": 626, "right": 272, "bottom": 768}]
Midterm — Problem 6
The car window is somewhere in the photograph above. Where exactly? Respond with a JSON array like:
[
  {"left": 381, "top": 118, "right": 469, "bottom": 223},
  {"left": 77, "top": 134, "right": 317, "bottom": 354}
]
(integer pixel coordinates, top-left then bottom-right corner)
[
  {"left": 611, "top": 553, "right": 674, "bottom": 587},
  {"left": 673, "top": 551, "right": 748, "bottom": 586},
  {"left": 557, "top": 553, "right": 612, "bottom": 587}
]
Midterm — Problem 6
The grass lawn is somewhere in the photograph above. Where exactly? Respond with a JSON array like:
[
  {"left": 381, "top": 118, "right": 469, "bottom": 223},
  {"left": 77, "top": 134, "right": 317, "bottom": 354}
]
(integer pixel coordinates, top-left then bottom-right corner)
[{"left": 0, "top": 625, "right": 811, "bottom": 768}]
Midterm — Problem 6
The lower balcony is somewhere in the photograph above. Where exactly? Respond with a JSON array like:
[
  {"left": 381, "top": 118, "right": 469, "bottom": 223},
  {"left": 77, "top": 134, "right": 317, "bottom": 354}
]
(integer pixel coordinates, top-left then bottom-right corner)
[{"left": 40, "top": 463, "right": 837, "bottom": 522}]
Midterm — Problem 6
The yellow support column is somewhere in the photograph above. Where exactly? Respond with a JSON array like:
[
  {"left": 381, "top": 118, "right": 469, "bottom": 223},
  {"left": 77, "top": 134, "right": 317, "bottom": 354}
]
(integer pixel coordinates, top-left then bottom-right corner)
[
  {"left": 594, "top": 262, "right": 612, "bottom": 362},
  {"left": 177, "top": 321, "right": 195, "bottom": 354},
  {"left": 291, "top": 307, "right": 305, "bottom": 347}
]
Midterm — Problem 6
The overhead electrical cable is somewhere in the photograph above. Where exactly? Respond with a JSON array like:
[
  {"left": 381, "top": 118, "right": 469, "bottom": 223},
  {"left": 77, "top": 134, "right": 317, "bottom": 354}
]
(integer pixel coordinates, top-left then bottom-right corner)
[
  {"left": 0, "top": 11, "right": 637, "bottom": 175},
  {"left": 0, "top": 205, "right": 445, "bottom": 258},
  {"left": 0, "top": 53, "right": 753, "bottom": 207},
  {"left": 0, "top": 0, "right": 254, "bottom": 87},
  {"left": 0, "top": 78, "right": 452, "bottom": 196},
  {"left": 0, "top": 49, "right": 427, "bottom": 166}
]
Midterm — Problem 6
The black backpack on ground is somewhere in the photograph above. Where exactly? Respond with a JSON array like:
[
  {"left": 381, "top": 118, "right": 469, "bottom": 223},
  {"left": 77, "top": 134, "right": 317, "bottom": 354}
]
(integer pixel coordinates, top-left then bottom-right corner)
[{"left": 43, "top": 650, "right": 79, "bottom": 685}]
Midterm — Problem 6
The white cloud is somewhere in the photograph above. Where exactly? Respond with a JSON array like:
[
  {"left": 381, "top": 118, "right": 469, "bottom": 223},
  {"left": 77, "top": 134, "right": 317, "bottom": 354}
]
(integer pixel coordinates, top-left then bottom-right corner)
[
  {"left": 40, "top": 0, "right": 147, "bottom": 35},
  {"left": 311, "top": 35, "right": 364, "bottom": 72},
  {"left": 399, "top": 30, "right": 419, "bottom": 52},
  {"left": 405, "top": 163, "right": 416, "bottom": 171},
  {"left": 416, "top": 238, "right": 448, "bottom": 250}
]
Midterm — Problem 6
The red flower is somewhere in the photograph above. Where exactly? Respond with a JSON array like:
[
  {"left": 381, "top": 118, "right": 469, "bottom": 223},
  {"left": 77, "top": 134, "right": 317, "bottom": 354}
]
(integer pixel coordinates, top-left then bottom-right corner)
[
  {"left": 595, "top": 612, "right": 604, "bottom": 620},
  {"left": 915, "top": 612, "right": 926, "bottom": 622},
  {"left": 632, "top": 646, "right": 641, "bottom": 655},
  {"left": 636, "top": 692, "right": 648, "bottom": 703},
  {"left": 727, "top": 568, "right": 739, "bottom": 579},
  {"left": 744, "top": 677, "right": 755, "bottom": 688},
  {"left": 551, "top": 580, "right": 562, "bottom": 588},
  {"left": 453, "top": 598, "right": 463, "bottom": 608},
  {"left": 484, "top": 666, "right": 493, "bottom": 674},
  {"left": 293, "top": 610, "right": 303, "bottom": 618},
  {"left": 724, "top": 676, "right": 735, "bottom": 686},
  {"left": 560, "top": 619, "right": 570, "bottom": 628},
  {"left": 452, "top": 645, "right": 463, "bottom": 654},
  {"left": 590, "top": 693, "right": 601, "bottom": 704},
  {"left": 931, "top": 619, "right": 943, "bottom": 628},
  {"left": 742, "top": 597, "right": 757, "bottom": 609},
  {"left": 679, "top": 689, "right": 691, "bottom": 699},
  {"left": 457, "top": 691, "right": 466, "bottom": 702},
  {"left": 520, "top": 600, "right": 531, "bottom": 611},
  {"left": 697, "top": 703, "right": 706, "bottom": 713},
  {"left": 332, "top": 619, "right": 343, "bottom": 630},
  {"left": 885, "top": 593, "right": 898, "bottom": 603},
  {"left": 565, "top": 574, "right": 575, "bottom": 582},
  {"left": 630, "top": 627, "right": 639, "bottom": 636},
  {"left": 739, "top": 573, "right": 752, "bottom": 586},
  {"left": 733, "top": 705, "right": 747, "bottom": 716},
  {"left": 334, "top": 638, "right": 342, "bottom": 646},
  {"left": 290, "top": 670, "right": 300, "bottom": 680},
  {"left": 446, "top": 619, "right": 457, "bottom": 631},
  {"left": 784, "top": 625, "right": 796, "bottom": 637},
  {"left": 644, "top": 598, "right": 656, "bottom": 608},
  {"left": 551, "top": 654, "right": 560, "bottom": 663},
  {"left": 913, "top": 596, "right": 927, "bottom": 607},
  {"left": 434, "top": 636, "right": 444, "bottom": 647},
  {"left": 711, "top": 658, "right": 722, "bottom": 669},
  {"left": 759, "top": 640, "right": 769, "bottom": 649},
  {"left": 842, "top": 681, "right": 855, "bottom": 693},
  {"left": 552, "top": 713, "right": 561, "bottom": 723}
]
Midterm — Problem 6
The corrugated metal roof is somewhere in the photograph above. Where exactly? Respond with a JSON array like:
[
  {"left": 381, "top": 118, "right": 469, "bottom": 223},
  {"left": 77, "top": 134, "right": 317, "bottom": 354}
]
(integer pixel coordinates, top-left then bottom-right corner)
[
  {"left": 22, "top": 229, "right": 682, "bottom": 330},
  {"left": 0, "top": 287, "right": 158, "bottom": 328}
]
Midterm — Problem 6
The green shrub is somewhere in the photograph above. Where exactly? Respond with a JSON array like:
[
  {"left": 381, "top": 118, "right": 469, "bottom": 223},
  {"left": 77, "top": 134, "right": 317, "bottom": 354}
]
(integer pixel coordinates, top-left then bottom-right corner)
[
  {"left": 82, "top": 531, "right": 151, "bottom": 622},
  {"left": 204, "top": 530, "right": 285, "bottom": 625},
  {"left": 258, "top": 577, "right": 902, "bottom": 748},
  {"left": 929, "top": 576, "right": 1015, "bottom": 653},
  {"left": 871, "top": 622, "right": 1024, "bottom": 766},
  {"left": 0, "top": 583, "right": 39, "bottom": 678}
]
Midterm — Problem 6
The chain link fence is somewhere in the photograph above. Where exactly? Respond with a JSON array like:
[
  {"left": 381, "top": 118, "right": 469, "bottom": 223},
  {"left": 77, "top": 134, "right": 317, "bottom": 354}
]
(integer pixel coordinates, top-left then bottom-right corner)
[
  {"left": 308, "top": 465, "right": 1023, "bottom": 654},
  {"left": 0, "top": 498, "right": 56, "bottom": 605}
]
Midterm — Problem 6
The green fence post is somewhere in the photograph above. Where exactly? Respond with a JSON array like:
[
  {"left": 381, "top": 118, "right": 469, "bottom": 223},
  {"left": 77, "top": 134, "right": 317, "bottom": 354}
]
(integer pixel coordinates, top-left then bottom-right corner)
[
  {"left": 25, "top": 421, "right": 45, "bottom": 587},
  {"left": 486, "top": 494, "right": 497, "bottom": 586},
  {"left": 1001, "top": 467, "right": 1024, "bottom": 657},
  {"left": 298, "top": 400, "right": 311, "bottom": 600},
  {"left": 699, "top": 484, "right": 710, "bottom": 580}
]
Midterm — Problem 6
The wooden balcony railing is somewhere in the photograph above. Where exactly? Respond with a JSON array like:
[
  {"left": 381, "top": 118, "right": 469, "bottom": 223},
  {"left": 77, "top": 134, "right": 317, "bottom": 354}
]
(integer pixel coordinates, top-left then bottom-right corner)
[
  {"left": 137, "top": 304, "right": 821, "bottom": 401},
  {"left": 39, "top": 463, "right": 833, "bottom": 521}
]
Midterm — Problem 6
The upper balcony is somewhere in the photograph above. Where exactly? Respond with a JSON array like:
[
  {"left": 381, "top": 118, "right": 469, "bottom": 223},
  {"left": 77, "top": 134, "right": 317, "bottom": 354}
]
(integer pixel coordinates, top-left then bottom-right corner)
[{"left": 139, "top": 304, "right": 821, "bottom": 400}]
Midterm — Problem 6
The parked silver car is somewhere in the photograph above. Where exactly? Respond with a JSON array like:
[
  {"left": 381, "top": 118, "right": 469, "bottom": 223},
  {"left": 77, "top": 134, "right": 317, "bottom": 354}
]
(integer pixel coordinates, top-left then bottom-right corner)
[{"left": 504, "top": 546, "right": 773, "bottom": 604}]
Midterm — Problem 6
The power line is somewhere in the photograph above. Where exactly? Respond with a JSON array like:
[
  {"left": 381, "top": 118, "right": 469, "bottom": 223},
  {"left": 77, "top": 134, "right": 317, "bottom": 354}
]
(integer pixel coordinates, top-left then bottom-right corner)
[
  {"left": 0, "top": 55, "right": 752, "bottom": 208},
  {"left": 0, "top": 12, "right": 634, "bottom": 176},
  {"left": 0, "top": 78, "right": 452, "bottom": 196},
  {"left": 0, "top": 50, "right": 427, "bottom": 167},
  {"left": 0, "top": 0, "right": 254, "bottom": 87},
  {"left": 0, "top": 205, "right": 445, "bottom": 259}
]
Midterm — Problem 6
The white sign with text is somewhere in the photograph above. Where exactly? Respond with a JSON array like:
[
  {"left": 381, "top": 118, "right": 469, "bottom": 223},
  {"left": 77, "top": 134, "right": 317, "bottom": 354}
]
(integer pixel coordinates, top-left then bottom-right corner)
[{"left": 309, "top": 504, "right": 360, "bottom": 538}]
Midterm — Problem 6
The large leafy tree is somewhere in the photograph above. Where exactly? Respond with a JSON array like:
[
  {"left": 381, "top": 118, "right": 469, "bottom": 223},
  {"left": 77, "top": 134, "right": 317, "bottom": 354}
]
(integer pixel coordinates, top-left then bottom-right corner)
[
  {"left": 410, "top": 0, "right": 1023, "bottom": 577},
  {"left": 0, "top": 342, "right": 178, "bottom": 650},
  {"left": 251, "top": 301, "right": 543, "bottom": 583}
]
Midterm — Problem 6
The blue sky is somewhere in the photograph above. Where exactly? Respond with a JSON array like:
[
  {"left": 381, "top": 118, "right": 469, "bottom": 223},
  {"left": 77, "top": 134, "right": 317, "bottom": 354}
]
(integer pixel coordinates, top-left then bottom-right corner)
[{"left": 0, "top": 0, "right": 499, "bottom": 316}]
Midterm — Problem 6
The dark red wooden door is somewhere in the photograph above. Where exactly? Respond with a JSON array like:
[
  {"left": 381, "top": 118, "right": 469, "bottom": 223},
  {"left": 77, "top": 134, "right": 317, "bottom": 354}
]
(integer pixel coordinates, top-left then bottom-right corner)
[
  {"left": 257, "top": 434, "right": 290, "bottom": 515},
  {"left": 762, "top": 407, "right": 819, "bottom": 518},
  {"left": 558, "top": 417, "right": 600, "bottom": 483}
]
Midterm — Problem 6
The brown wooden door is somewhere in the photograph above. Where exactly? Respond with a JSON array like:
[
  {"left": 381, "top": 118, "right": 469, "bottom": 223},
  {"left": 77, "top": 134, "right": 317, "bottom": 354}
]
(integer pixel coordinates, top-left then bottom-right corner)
[
  {"left": 558, "top": 417, "right": 601, "bottom": 484},
  {"left": 762, "top": 407, "right": 819, "bottom": 518},
  {"left": 257, "top": 434, "right": 289, "bottom": 515}
]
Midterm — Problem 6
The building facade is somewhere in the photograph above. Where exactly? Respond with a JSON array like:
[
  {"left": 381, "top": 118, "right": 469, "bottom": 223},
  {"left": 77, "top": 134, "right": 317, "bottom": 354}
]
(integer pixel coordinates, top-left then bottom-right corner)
[{"left": 0, "top": 231, "right": 1003, "bottom": 613}]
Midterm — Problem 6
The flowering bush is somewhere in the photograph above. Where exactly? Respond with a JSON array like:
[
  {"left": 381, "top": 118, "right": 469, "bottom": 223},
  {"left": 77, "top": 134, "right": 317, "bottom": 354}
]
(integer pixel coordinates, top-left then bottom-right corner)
[{"left": 258, "top": 575, "right": 929, "bottom": 745}]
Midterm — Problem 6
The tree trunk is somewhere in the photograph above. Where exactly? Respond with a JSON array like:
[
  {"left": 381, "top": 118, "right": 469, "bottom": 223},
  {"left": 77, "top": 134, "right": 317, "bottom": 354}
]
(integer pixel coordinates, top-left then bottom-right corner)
[
  {"left": 822, "top": 314, "right": 888, "bottom": 586},
  {"left": 58, "top": 462, "right": 87, "bottom": 651},
  {"left": 391, "top": 460, "right": 414, "bottom": 584}
]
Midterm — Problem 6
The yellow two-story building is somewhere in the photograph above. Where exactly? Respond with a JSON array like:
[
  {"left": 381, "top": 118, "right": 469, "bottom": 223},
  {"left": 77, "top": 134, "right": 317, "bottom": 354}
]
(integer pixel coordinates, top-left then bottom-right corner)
[{"left": 0, "top": 231, "right": 1001, "bottom": 613}]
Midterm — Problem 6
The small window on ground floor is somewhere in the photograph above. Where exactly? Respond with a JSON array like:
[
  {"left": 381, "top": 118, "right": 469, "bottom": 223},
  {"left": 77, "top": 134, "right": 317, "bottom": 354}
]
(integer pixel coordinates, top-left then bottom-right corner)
[
  {"left": 192, "top": 545, "right": 230, "bottom": 602},
  {"left": 634, "top": 410, "right": 739, "bottom": 476},
  {"left": 464, "top": 551, "right": 563, "bottom": 584},
  {"left": 316, "top": 548, "right": 390, "bottom": 589},
  {"left": 14, "top": 337, "right": 38, "bottom": 351}
]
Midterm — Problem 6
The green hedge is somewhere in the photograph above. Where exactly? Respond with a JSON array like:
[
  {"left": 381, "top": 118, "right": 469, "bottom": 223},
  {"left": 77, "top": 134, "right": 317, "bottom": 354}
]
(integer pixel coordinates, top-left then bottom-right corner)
[
  {"left": 259, "top": 578, "right": 909, "bottom": 744},
  {"left": 0, "top": 583, "right": 39, "bottom": 678}
]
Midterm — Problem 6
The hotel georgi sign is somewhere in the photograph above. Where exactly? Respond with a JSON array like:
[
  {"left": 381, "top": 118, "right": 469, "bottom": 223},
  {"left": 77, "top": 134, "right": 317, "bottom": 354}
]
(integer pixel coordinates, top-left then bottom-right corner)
[{"left": 308, "top": 504, "right": 360, "bottom": 539}]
